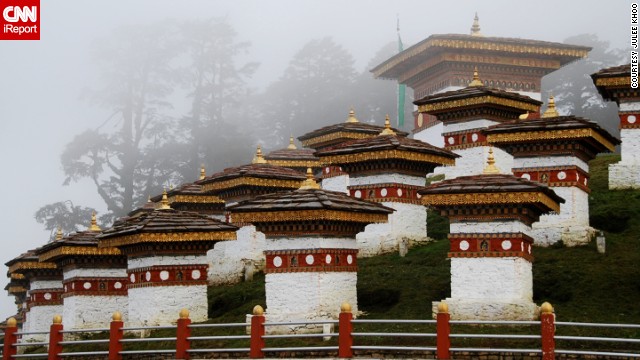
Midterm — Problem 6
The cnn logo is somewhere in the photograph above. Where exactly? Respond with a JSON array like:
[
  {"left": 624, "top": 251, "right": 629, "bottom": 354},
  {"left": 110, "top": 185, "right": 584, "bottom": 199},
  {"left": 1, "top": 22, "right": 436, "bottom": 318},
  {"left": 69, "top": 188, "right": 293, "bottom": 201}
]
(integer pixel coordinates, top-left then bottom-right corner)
[{"left": 1, "top": 0, "right": 40, "bottom": 40}]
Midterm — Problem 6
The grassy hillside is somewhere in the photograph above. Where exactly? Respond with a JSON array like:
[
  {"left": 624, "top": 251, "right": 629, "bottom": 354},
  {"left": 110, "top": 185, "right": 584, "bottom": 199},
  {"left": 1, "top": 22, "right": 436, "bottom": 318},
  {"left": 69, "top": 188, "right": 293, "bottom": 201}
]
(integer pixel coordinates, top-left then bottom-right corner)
[{"left": 207, "top": 154, "right": 640, "bottom": 325}]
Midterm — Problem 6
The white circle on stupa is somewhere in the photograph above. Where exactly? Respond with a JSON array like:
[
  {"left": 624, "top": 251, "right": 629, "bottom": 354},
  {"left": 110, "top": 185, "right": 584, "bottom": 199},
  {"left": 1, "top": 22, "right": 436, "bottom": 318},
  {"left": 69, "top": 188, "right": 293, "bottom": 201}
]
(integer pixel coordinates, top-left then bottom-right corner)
[
  {"left": 64, "top": 286, "right": 67, "bottom": 292},
  {"left": 521, "top": 173, "right": 531, "bottom": 180},
  {"left": 584, "top": 178, "right": 588, "bottom": 185},
  {"left": 459, "top": 240, "right": 470, "bottom": 251},
  {"left": 629, "top": 115, "right": 637, "bottom": 124},
  {"left": 273, "top": 256, "right": 283, "bottom": 268},
  {"left": 521, "top": 242, "right": 524, "bottom": 252},
  {"left": 160, "top": 271, "right": 169, "bottom": 281},
  {"left": 528, "top": 245, "right": 532, "bottom": 254},
  {"left": 114, "top": 282, "right": 122, "bottom": 289},
  {"left": 325, "top": 254, "right": 332, "bottom": 264},
  {"left": 145, "top": 271, "right": 151, "bottom": 281},
  {"left": 501, "top": 240, "right": 512, "bottom": 250},
  {"left": 381, "top": 188, "right": 388, "bottom": 197},
  {"left": 397, "top": 188, "right": 403, "bottom": 197},
  {"left": 416, "top": 193, "right": 422, "bottom": 199},
  {"left": 129, "top": 274, "right": 135, "bottom": 283},
  {"left": 44, "top": 292, "right": 52, "bottom": 300},
  {"left": 558, "top": 171, "right": 567, "bottom": 180},
  {"left": 84, "top": 282, "right": 92, "bottom": 290},
  {"left": 347, "top": 255, "right": 353, "bottom": 264},
  {"left": 471, "top": 133, "right": 479, "bottom": 142},
  {"left": 577, "top": 173, "right": 580, "bottom": 182},
  {"left": 448, "top": 137, "right": 455, "bottom": 145},
  {"left": 305, "top": 255, "right": 314, "bottom": 265},
  {"left": 72, "top": 283, "right": 75, "bottom": 289},
  {"left": 325, "top": 167, "right": 330, "bottom": 174},
  {"left": 192, "top": 269, "right": 201, "bottom": 280},
  {"left": 354, "top": 190, "right": 362, "bottom": 198}
]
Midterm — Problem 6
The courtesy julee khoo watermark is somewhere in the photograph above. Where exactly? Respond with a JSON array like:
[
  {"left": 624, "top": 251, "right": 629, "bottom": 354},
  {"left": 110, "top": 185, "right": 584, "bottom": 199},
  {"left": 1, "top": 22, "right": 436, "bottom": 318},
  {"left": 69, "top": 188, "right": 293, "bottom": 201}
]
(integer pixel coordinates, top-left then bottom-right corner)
[{"left": 632, "top": 2, "right": 639, "bottom": 88}]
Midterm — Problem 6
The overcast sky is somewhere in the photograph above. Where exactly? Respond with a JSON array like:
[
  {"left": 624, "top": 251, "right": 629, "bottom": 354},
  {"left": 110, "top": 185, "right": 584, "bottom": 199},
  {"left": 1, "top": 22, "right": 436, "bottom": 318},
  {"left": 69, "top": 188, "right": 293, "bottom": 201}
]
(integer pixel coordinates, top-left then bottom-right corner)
[{"left": 0, "top": 0, "right": 628, "bottom": 319}]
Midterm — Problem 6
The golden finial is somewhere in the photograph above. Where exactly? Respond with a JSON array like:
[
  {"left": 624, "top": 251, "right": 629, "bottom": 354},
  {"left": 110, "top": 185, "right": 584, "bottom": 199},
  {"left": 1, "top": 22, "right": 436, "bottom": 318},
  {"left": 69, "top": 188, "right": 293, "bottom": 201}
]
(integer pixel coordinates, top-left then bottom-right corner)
[
  {"left": 158, "top": 189, "right": 171, "bottom": 210},
  {"left": 483, "top": 146, "right": 501, "bottom": 174},
  {"left": 89, "top": 211, "right": 101, "bottom": 232},
  {"left": 147, "top": 195, "right": 152, "bottom": 203},
  {"left": 542, "top": 95, "right": 559, "bottom": 118},
  {"left": 469, "top": 66, "right": 483, "bottom": 87},
  {"left": 199, "top": 165, "right": 206, "bottom": 180},
  {"left": 169, "top": 183, "right": 174, "bottom": 190},
  {"left": 7, "top": 317, "right": 17, "bottom": 327},
  {"left": 437, "top": 301, "right": 449, "bottom": 314},
  {"left": 52, "top": 314, "right": 62, "bottom": 325},
  {"left": 179, "top": 308, "right": 190, "bottom": 319},
  {"left": 540, "top": 302, "right": 554, "bottom": 314},
  {"left": 55, "top": 226, "right": 63, "bottom": 241},
  {"left": 287, "top": 135, "right": 297, "bottom": 150},
  {"left": 346, "top": 108, "right": 359, "bottom": 123},
  {"left": 470, "top": 12, "right": 482, "bottom": 37},
  {"left": 112, "top": 311, "right": 122, "bottom": 321},
  {"left": 519, "top": 112, "right": 530, "bottom": 120},
  {"left": 299, "top": 168, "right": 320, "bottom": 190},
  {"left": 253, "top": 305, "right": 264, "bottom": 316},
  {"left": 340, "top": 302, "right": 352, "bottom": 313},
  {"left": 379, "top": 114, "right": 396, "bottom": 136},
  {"left": 252, "top": 145, "right": 267, "bottom": 164}
]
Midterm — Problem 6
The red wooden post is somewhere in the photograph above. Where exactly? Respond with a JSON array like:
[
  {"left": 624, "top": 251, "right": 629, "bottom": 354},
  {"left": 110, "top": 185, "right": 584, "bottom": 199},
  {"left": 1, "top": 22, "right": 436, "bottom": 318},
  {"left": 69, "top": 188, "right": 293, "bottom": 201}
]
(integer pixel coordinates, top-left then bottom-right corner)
[
  {"left": 338, "top": 302, "right": 354, "bottom": 358},
  {"left": 540, "top": 302, "right": 556, "bottom": 360},
  {"left": 3, "top": 317, "right": 18, "bottom": 360},
  {"left": 176, "top": 309, "right": 192, "bottom": 359},
  {"left": 436, "top": 302, "right": 450, "bottom": 360},
  {"left": 249, "top": 305, "right": 265, "bottom": 359},
  {"left": 109, "top": 311, "right": 124, "bottom": 360},
  {"left": 48, "top": 315, "right": 64, "bottom": 360}
]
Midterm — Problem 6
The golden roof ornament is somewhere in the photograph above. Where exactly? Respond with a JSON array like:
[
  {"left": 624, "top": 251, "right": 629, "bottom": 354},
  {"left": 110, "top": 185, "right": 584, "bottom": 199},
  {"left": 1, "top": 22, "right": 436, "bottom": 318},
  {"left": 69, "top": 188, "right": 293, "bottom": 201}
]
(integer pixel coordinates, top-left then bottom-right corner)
[
  {"left": 252, "top": 145, "right": 267, "bottom": 164},
  {"left": 542, "top": 95, "right": 560, "bottom": 118},
  {"left": 482, "top": 146, "right": 501, "bottom": 174},
  {"left": 158, "top": 189, "right": 171, "bottom": 210},
  {"left": 89, "top": 211, "right": 101, "bottom": 232},
  {"left": 299, "top": 168, "right": 320, "bottom": 190},
  {"left": 287, "top": 135, "right": 297, "bottom": 150},
  {"left": 379, "top": 114, "right": 396, "bottom": 136},
  {"left": 200, "top": 165, "right": 206, "bottom": 180},
  {"left": 470, "top": 12, "right": 482, "bottom": 37},
  {"left": 55, "top": 226, "right": 63, "bottom": 241},
  {"left": 519, "top": 112, "right": 530, "bottom": 120},
  {"left": 469, "top": 66, "right": 483, "bottom": 87},
  {"left": 346, "top": 108, "right": 359, "bottom": 123}
]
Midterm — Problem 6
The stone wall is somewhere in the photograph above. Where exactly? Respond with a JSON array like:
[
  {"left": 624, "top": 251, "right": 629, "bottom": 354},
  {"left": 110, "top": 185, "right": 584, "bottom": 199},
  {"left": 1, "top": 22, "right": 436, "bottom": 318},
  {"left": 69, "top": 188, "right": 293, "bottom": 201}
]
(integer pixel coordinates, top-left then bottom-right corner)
[
  {"left": 63, "top": 295, "right": 128, "bottom": 329},
  {"left": 207, "top": 225, "right": 266, "bottom": 285},
  {"left": 320, "top": 173, "right": 349, "bottom": 193},
  {"left": 127, "top": 285, "right": 208, "bottom": 327}
]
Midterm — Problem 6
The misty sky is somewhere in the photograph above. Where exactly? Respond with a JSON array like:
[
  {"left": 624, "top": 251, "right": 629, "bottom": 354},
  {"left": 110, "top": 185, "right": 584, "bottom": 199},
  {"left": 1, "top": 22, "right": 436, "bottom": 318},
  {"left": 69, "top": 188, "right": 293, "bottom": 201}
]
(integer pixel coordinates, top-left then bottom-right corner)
[{"left": 0, "top": 0, "right": 628, "bottom": 319}]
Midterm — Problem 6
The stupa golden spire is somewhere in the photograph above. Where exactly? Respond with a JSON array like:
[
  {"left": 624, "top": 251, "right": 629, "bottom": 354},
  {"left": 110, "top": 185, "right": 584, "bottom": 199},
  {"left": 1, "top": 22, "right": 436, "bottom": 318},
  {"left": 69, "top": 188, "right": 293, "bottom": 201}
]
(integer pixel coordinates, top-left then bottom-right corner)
[
  {"left": 482, "top": 146, "right": 501, "bottom": 174},
  {"left": 252, "top": 145, "right": 267, "bottom": 164},
  {"left": 299, "top": 168, "right": 320, "bottom": 190},
  {"left": 346, "top": 108, "right": 359, "bottom": 123},
  {"left": 287, "top": 135, "right": 297, "bottom": 150},
  {"left": 379, "top": 115, "right": 396, "bottom": 136},
  {"left": 470, "top": 12, "right": 482, "bottom": 37},
  {"left": 89, "top": 211, "right": 101, "bottom": 232},
  {"left": 542, "top": 95, "right": 559, "bottom": 118},
  {"left": 469, "top": 66, "right": 483, "bottom": 87}
]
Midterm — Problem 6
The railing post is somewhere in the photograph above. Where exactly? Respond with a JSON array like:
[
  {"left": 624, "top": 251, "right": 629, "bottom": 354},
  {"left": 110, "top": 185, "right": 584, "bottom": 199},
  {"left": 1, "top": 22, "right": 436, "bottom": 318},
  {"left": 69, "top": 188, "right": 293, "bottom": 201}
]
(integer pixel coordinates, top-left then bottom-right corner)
[
  {"left": 176, "top": 308, "right": 192, "bottom": 359},
  {"left": 540, "top": 302, "right": 556, "bottom": 360},
  {"left": 436, "top": 302, "right": 450, "bottom": 360},
  {"left": 338, "top": 302, "right": 354, "bottom": 358},
  {"left": 3, "top": 317, "right": 18, "bottom": 360},
  {"left": 109, "top": 311, "right": 124, "bottom": 360},
  {"left": 250, "top": 305, "right": 265, "bottom": 359},
  {"left": 48, "top": 315, "right": 63, "bottom": 360}
]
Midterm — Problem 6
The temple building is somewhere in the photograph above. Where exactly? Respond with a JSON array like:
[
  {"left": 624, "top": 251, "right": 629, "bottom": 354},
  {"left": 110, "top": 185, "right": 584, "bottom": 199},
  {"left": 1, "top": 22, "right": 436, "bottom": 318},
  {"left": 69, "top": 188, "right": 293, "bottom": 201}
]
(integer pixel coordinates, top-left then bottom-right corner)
[
  {"left": 264, "top": 136, "right": 321, "bottom": 173},
  {"left": 5, "top": 247, "right": 62, "bottom": 341},
  {"left": 228, "top": 169, "right": 393, "bottom": 333},
  {"left": 4, "top": 265, "right": 28, "bottom": 328},
  {"left": 198, "top": 146, "right": 306, "bottom": 285},
  {"left": 371, "top": 14, "right": 590, "bottom": 145},
  {"left": 298, "top": 109, "right": 407, "bottom": 193},
  {"left": 315, "top": 116, "right": 458, "bottom": 256},
  {"left": 415, "top": 69, "right": 542, "bottom": 179},
  {"left": 591, "top": 64, "right": 640, "bottom": 189},
  {"left": 420, "top": 151, "right": 564, "bottom": 320},
  {"left": 97, "top": 195, "right": 238, "bottom": 326},
  {"left": 485, "top": 97, "right": 619, "bottom": 246},
  {"left": 35, "top": 213, "right": 129, "bottom": 329}
]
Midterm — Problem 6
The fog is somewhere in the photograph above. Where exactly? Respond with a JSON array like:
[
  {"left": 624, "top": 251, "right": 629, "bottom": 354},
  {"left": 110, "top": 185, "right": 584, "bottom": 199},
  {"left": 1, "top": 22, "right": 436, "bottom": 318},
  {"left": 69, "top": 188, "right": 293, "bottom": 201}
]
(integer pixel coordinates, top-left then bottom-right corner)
[{"left": 0, "top": 0, "right": 628, "bottom": 319}]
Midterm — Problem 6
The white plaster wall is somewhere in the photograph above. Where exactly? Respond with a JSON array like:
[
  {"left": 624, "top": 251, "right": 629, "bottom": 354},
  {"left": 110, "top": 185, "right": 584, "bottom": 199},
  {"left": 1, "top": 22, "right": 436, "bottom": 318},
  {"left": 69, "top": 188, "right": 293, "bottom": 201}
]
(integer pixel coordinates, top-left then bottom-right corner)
[
  {"left": 129, "top": 255, "right": 208, "bottom": 270},
  {"left": 266, "top": 237, "right": 355, "bottom": 251},
  {"left": 609, "top": 162, "right": 640, "bottom": 189},
  {"left": 442, "top": 146, "right": 513, "bottom": 179},
  {"left": 63, "top": 295, "right": 128, "bottom": 329},
  {"left": 30, "top": 280, "right": 62, "bottom": 290},
  {"left": 22, "top": 304, "right": 63, "bottom": 342},
  {"left": 413, "top": 123, "right": 444, "bottom": 147},
  {"left": 513, "top": 156, "right": 590, "bottom": 173},
  {"left": 619, "top": 102, "right": 640, "bottom": 111},
  {"left": 356, "top": 202, "right": 428, "bottom": 257},
  {"left": 450, "top": 220, "right": 532, "bottom": 237},
  {"left": 619, "top": 129, "right": 640, "bottom": 164},
  {"left": 128, "top": 285, "right": 208, "bottom": 327},
  {"left": 450, "top": 257, "right": 532, "bottom": 301},
  {"left": 265, "top": 272, "right": 357, "bottom": 332},
  {"left": 443, "top": 120, "right": 498, "bottom": 134},
  {"left": 349, "top": 173, "right": 425, "bottom": 187},
  {"left": 63, "top": 268, "right": 127, "bottom": 280},
  {"left": 533, "top": 186, "right": 594, "bottom": 246},
  {"left": 433, "top": 299, "right": 538, "bottom": 321},
  {"left": 320, "top": 174, "right": 349, "bottom": 194},
  {"left": 208, "top": 225, "right": 265, "bottom": 285}
]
